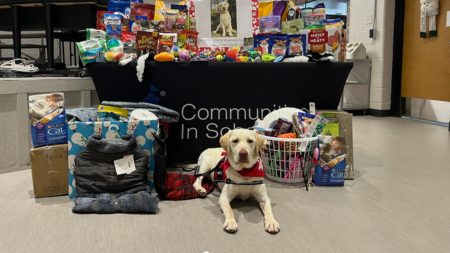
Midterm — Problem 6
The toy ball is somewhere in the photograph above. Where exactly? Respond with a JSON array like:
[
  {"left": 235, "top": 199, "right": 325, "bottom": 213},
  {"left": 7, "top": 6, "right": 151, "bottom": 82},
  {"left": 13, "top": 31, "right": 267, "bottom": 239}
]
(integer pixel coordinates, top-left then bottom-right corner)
[
  {"left": 171, "top": 47, "right": 180, "bottom": 56},
  {"left": 107, "top": 39, "right": 120, "bottom": 49},
  {"left": 114, "top": 52, "right": 125, "bottom": 62},
  {"left": 179, "top": 50, "right": 191, "bottom": 62},
  {"left": 216, "top": 55, "right": 223, "bottom": 62},
  {"left": 226, "top": 51, "right": 237, "bottom": 60},
  {"left": 104, "top": 52, "right": 116, "bottom": 62}
]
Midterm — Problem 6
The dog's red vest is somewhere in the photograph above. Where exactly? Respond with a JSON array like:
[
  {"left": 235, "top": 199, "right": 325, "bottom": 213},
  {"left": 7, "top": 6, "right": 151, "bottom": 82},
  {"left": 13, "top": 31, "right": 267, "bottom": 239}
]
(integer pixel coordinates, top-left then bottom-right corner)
[{"left": 214, "top": 152, "right": 265, "bottom": 182}]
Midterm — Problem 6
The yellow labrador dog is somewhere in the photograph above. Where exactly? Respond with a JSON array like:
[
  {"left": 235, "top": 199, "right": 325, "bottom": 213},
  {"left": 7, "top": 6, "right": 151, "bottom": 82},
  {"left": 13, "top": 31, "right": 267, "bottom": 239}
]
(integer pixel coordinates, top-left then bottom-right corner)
[
  {"left": 193, "top": 129, "right": 280, "bottom": 234},
  {"left": 213, "top": 1, "right": 234, "bottom": 37}
]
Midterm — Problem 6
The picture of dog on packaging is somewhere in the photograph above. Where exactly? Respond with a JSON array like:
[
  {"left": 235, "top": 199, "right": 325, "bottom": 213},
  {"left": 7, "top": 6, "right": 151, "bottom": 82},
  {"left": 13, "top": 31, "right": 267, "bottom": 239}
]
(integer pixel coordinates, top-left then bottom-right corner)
[
  {"left": 272, "top": 39, "right": 287, "bottom": 56},
  {"left": 211, "top": 0, "right": 237, "bottom": 37},
  {"left": 289, "top": 36, "right": 303, "bottom": 56},
  {"left": 259, "top": 38, "right": 270, "bottom": 53}
]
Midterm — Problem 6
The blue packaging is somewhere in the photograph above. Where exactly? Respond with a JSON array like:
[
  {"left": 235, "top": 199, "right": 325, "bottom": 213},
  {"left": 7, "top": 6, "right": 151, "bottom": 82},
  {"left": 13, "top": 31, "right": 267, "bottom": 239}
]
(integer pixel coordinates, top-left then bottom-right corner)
[
  {"left": 254, "top": 34, "right": 273, "bottom": 54},
  {"left": 287, "top": 34, "right": 307, "bottom": 56},
  {"left": 29, "top": 93, "right": 68, "bottom": 147},
  {"left": 108, "top": 0, "right": 143, "bottom": 18},
  {"left": 313, "top": 136, "right": 346, "bottom": 186}
]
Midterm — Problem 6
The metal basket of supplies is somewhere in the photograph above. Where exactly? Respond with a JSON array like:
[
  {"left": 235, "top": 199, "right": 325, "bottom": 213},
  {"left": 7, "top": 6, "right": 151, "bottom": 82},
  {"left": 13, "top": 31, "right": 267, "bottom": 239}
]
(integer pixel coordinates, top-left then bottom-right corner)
[{"left": 260, "top": 134, "right": 319, "bottom": 184}]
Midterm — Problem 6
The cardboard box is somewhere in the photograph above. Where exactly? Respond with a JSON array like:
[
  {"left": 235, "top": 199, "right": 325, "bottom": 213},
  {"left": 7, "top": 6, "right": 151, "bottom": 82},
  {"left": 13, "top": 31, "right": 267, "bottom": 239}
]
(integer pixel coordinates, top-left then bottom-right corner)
[{"left": 30, "top": 144, "right": 69, "bottom": 198}]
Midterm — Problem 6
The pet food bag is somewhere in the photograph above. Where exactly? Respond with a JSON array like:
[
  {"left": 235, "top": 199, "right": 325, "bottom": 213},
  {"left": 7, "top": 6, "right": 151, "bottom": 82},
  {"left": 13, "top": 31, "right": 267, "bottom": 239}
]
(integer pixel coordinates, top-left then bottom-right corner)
[
  {"left": 271, "top": 35, "right": 288, "bottom": 57},
  {"left": 254, "top": 34, "right": 273, "bottom": 54},
  {"left": 136, "top": 31, "right": 159, "bottom": 58},
  {"left": 313, "top": 136, "right": 346, "bottom": 186},
  {"left": 287, "top": 34, "right": 306, "bottom": 56},
  {"left": 97, "top": 10, "right": 114, "bottom": 31},
  {"left": 182, "top": 30, "right": 198, "bottom": 53},
  {"left": 77, "top": 38, "right": 106, "bottom": 64},
  {"left": 158, "top": 33, "right": 177, "bottom": 53},
  {"left": 154, "top": 0, "right": 166, "bottom": 21},
  {"left": 164, "top": 9, "right": 179, "bottom": 33},
  {"left": 29, "top": 93, "right": 68, "bottom": 147}
]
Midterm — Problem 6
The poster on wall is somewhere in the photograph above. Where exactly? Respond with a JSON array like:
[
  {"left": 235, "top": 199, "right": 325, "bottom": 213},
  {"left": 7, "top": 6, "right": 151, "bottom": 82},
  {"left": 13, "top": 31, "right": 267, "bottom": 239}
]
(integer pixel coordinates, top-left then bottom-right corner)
[{"left": 190, "top": 0, "right": 259, "bottom": 52}]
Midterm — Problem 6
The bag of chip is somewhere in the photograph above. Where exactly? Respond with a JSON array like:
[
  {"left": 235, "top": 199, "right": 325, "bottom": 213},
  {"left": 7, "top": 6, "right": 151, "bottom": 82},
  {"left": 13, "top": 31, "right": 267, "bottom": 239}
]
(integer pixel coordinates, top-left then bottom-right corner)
[
  {"left": 155, "top": 0, "right": 165, "bottom": 21},
  {"left": 136, "top": 31, "right": 159, "bottom": 58},
  {"left": 158, "top": 33, "right": 177, "bottom": 53},
  {"left": 254, "top": 34, "right": 272, "bottom": 54},
  {"left": 182, "top": 30, "right": 198, "bottom": 53},
  {"left": 122, "top": 31, "right": 137, "bottom": 54},
  {"left": 97, "top": 10, "right": 114, "bottom": 31},
  {"left": 164, "top": 9, "right": 179, "bottom": 33},
  {"left": 77, "top": 38, "right": 106, "bottom": 64},
  {"left": 272, "top": 35, "right": 288, "bottom": 57}
]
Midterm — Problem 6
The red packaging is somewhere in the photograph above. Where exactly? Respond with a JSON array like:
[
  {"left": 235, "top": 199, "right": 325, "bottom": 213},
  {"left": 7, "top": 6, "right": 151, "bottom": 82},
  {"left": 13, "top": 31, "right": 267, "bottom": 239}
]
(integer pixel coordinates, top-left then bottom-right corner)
[
  {"left": 158, "top": 33, "right": 176, "bottom": 53},
  {"left": 122, "top": 31, "right": 137, "bottom": 54},
  {"left": 136, "top": 31, "right": 159, "bottom": 58},
  {"left": 131, "top": 3, "right": 155, "bottom": 20},
  {"left": 97, "top": 10, "right": 114, "bottom": 31},
  {"left": 182, "top": 30, "right": 198, "bottom": 53}
]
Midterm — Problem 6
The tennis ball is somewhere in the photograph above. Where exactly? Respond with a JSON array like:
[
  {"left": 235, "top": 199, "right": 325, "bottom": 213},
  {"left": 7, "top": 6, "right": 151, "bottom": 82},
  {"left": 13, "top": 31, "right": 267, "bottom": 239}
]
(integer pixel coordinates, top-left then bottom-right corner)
[
  {"left": 114, "top": 52, "right": 125, "bottom": 62},
  {"left": 216, "top": 55, "right": 223, "bottom": 62},
  {"left": 171, "top": 47, "right": 180, "bottom": 56},
  {"left": 104, "top": 52, "right": 116, "bottom": 62}
]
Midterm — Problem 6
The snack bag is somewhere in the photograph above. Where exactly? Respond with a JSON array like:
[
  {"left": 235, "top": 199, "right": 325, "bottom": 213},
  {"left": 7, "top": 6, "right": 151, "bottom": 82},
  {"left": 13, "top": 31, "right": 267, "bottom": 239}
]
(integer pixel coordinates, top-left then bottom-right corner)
[
  {"left": 158, "top": 33, "right": 177, "bottom": 53},
  {"left": 254, "top": 34, "right": 272, "bottom": 54},
  {"left": 177, "top": 33, "right": 186, "bottom": 49},
  {"left": 182, "top": 30, "right": 198, "bottom": 53},
  {"left": 171, "top": 4, "right": 187, "bottom": 32},
  {"left": 28, "top": 93, "right": 67, "bottom": 147},
  {"left": 287, "top": 34, "right": 306, "bottom": 56},
  {"left": 136, "top": 31, "right": 159, "bottom": 58},
  {"left": 77, "top": 38, "right": 106, "bottom": 64},
  {"left": 259, "top": 16, "right": 281, "bottom": 34},
  {"left": 130, "top": 16, "right": 148, "bottom": 33},
  {"left": 104, "top": 13, "right": 122, "bottom": 35},
  {"left": 155, "top": 0, "right": 166, "bottom": 21},
  {"left": 97, "top": 10, "right": 113, "bottom": 31},
  {"left": 87, "top": 28, "right": 108, "bottom": 41},
  {"left": 164, "top": 9, "right": 179, "bottom": 33},
  {"left": 131, "top": 2, "right": 155, "bottom": 20},
  {"left": 122, "top": 31, "right": 137, "bottom": 54},
  {"left": 272, "top": 35, "right": 288, "bottom": 57}
]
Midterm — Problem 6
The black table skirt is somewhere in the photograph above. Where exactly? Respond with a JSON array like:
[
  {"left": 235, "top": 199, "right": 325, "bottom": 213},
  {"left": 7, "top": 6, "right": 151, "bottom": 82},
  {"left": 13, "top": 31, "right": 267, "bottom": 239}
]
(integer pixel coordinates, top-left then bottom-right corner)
[{"left": 87, "top": 61, "right": 353, "bottom": 163}]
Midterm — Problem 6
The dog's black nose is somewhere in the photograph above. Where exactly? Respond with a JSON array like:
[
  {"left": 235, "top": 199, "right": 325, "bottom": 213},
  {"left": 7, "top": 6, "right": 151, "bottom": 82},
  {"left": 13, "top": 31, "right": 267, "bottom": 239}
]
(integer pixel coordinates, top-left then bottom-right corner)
[{"left": 239, "top": 151, "right": 248, "bottom": 158}]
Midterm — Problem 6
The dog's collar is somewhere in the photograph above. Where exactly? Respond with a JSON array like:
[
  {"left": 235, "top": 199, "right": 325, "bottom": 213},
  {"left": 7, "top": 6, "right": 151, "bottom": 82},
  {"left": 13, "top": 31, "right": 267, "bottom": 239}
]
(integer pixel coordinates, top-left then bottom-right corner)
[{"left": 219, "top": 152, "right": 265, "bottom": 178}]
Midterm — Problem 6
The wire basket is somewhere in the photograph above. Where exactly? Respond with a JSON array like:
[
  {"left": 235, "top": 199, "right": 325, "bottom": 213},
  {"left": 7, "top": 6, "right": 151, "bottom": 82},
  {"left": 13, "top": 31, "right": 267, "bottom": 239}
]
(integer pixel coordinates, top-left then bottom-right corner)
[{"left": 260, "top": 134, "right": 318, "bottom": 183}]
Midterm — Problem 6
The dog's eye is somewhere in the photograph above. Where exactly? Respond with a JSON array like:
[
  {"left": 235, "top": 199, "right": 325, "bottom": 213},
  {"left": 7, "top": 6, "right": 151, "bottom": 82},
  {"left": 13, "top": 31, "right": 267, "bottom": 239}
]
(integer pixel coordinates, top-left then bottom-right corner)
[
  {"left": 232, "top": 139, "right": 239, "bottom": 143},
  {"left": 248, "top": 139, "right": 254, "bottom": 144}
]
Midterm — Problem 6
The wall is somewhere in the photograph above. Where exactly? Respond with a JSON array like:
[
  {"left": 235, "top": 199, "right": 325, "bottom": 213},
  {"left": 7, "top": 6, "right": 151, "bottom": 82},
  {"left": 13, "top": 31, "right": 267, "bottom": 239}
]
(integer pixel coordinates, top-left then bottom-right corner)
[{"left": 348, "top": 0, "right": 395, "bottom": 113}]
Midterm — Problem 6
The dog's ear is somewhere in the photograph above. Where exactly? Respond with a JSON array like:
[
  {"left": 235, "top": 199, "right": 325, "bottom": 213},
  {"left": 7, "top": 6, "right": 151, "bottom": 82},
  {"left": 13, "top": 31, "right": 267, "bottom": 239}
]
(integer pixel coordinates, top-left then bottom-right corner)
[
  {"left": 220, "top": 131, "right": 231, "bottom": 153},
  {"left": 255, "top": 132, "right": 266, "bottom": 156}
]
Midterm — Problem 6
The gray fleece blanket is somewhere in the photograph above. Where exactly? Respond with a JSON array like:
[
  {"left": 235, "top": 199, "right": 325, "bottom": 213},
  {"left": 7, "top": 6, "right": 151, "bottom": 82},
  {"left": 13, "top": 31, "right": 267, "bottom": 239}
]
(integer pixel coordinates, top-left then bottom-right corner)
[{"left": 73, "top": 186, "right": 159, "bottom": 214}]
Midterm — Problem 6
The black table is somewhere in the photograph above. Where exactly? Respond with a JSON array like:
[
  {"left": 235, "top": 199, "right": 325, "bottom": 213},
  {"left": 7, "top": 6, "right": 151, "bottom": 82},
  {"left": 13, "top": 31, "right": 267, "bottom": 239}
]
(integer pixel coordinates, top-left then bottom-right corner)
[
  {"left": 87, "top": 61, "right": 353, "bottom": 163},
  {"left": 0, "top": 0, "right": 107, "bottom": 69}
]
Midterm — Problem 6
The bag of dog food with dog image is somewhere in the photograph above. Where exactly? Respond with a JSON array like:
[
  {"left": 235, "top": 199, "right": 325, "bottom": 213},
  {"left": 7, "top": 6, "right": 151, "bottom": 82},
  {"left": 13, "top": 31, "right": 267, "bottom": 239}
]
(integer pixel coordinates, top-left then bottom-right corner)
[
  {"left": 271, "top": 35, "right": 288, "bottom": 57},
  {"left": 29, "top": 93, "right": 67, "bottom": 147},
  {"left": 158, "top": 33, "right": 177, "bottom": 53},
  {"left": 122, "top": 31, "right": 137, "bottom": 54},
  {"left": 171, "top": 4, "right": 187, "bottom": 32},
  {"left": 164, "top": 9, "right": 179, "bottom": 33},
  {"left": 130, "top": 16, "right": 148, "bottom": 33},
  {"left": 287, "top": 34, "right": 306, "bottom": 56},
  {"left": 254, "top": 34, "right": 273, "bottom": 54},
  {"left": 104, "top": 13, "right": 122, "bottom": 35},
  {"left": 313, "top": 136, "right": 346, "bottom": 186},
  {"left": 182, "top": 30, "right": 198, "bottom": 53},
  {"left": 97, "top": 10, "right": 114, "bottom": 31},
  {"left": 136, "top": 31, "right": 159, "bottom": 58}
]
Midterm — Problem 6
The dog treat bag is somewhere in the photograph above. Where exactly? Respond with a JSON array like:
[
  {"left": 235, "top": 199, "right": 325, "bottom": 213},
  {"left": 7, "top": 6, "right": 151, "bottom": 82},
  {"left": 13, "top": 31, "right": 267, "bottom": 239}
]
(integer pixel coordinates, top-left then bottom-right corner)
[
  {"left": 272, "top": 35, "right": 288, "bottom": 57},
  {"left": 77, "top": 38, "right": 106, "bottom": 64},
  {"left": 136, "top": 31, "right": 159, "bottom": 58},
  {"left": 104, "top": 13, "right": 122, "bottom": 35},
  {"left": 164, "top": 9, "right": 179, "bottom": 33},
  {"left": 131, "top": 2, "right": 155, "bottom": 20},
  {"left": 182, "top": 30, "right": 198, "bottom": 53},
  {"left": 97, "top": 11, "right": 113, "bottom": 31},
  {"left": 254, "top": 34, "right": 273, "bottom": 54},
  {"left": 122, "top": 31, "right": 137, "bottom": 54},
  {"left": 287, "top": 34, "right": 306, "bottom": 56},
  {"left": 171, "top": 4, "right": 188, "bottom": 32},
  {"left": 155, "top": 0, "right": 166, "bottom": 21},
  {"left": 177, "top": 33, "right": 186, "bottom": 49},
  {"left": 158, "top": 33, "right": 177, "bottom": 53},
  {"left": 130, "top": 16, "right": 148, "bottom": 33}
]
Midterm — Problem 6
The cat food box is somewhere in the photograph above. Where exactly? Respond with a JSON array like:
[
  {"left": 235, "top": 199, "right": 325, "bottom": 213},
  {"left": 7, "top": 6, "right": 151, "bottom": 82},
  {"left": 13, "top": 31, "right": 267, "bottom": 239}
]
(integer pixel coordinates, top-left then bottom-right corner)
[{"left": 313, "top": 136, "right": 346, "bottom": 186}]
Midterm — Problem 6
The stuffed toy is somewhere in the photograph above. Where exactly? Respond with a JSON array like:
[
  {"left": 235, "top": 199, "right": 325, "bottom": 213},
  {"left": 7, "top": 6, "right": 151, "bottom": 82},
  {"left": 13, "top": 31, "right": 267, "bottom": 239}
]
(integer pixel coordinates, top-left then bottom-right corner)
[{"left": 420, "top": 0, "right": 439, "bottom": 38}]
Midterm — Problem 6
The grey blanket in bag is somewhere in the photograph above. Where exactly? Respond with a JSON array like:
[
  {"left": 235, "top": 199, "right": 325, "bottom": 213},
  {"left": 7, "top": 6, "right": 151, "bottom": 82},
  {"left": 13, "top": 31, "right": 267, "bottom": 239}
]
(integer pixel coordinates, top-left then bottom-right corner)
[{"left": 101, "top": 101, "right": 180, "bottom": 123}]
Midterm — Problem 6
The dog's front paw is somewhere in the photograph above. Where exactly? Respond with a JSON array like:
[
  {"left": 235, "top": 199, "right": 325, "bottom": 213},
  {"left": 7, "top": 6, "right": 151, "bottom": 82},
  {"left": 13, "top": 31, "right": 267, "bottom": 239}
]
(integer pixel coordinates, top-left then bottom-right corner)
[
  {"left": 196, "top": 187, "right": 207, "bottom": 197},
  {"left": 228, "top": 33, "right": 233, "bottom": 37},
  {"left": 223, "top": 219, "right": 238, "bottom": 233},
  {"left": 265, "top": 218, "right": 280, "bottom": 234},
  {"left": 222, "top": 33, "right": 226, "bottom": 37}
]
